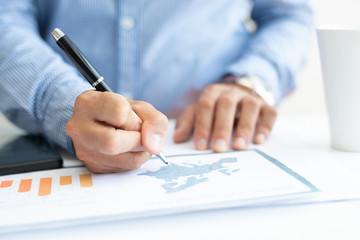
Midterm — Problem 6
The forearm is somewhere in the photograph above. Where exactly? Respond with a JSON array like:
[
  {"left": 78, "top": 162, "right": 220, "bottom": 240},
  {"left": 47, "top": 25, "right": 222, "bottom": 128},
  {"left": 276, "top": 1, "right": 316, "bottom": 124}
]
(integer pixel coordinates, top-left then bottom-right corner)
[{"left": 0, "top": 3, "right": 91, "bottom": 151}]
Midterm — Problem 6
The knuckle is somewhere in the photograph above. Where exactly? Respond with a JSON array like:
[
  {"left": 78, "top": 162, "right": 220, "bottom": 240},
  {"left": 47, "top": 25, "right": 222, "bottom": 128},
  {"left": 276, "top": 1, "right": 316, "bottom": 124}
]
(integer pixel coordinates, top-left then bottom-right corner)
[
  {"left": 74, "top": 92, "right": 91, "bottom": 109},
  {"left": 214, "top": 124, "right": 232, "bottom": 134},
  {"left": 243, "top": 97, "right": 260, "bottom": 109},
  {"left": 194, "top": 127, "right": 210, "bottom": 140},
  {"left": 75, "top": 149, "right": 90, "bottom": 162},
  {"left": 136, "top": 100, "right": 153, "bottom": 109},
  {"left": 103, "top": 91, "right": 124, "bottom": 101},
  {"left": 218, "top": 94, "right": 236, "bottom": 106},
  {"left": 188, "top": 104, "right": 196, "bottom": 111},
  {"left": 114, "top": 101, "right": 131, "bottom": 115},
  {"left": 198, "top": 97, "right": 215, "bottom": 110},
  {"left": 113, "top": 104, "right": 131, "bottom": 126},
  {"left": 237, "top": 123, "right": 253, "bottom": 134},
  {"left": 205, "top": 83, "right": 220, "bottom": 93},
  {"left": 266, "top": 106, "right": 278, "bottom": 118},
  {"left": 111, "top": 93, "right": 129, "bottom": 108},
  {"left": 101, "top": 133, "right": 119, "bottom": 155},
  {"left": 65, "top": 121, "right": 75, "bottom": 136}
]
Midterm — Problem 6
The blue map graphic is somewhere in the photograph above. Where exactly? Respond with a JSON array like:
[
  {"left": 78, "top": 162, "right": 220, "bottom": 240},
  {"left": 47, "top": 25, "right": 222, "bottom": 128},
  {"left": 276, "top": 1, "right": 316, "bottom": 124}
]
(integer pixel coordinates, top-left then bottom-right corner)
[{"left": 138, "top": 157, "right": 239, "bottom": 194}]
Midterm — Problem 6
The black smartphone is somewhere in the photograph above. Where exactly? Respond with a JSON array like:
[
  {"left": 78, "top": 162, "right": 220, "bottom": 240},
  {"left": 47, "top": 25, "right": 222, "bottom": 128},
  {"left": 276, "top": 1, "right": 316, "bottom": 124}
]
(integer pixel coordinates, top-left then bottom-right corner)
[{"left": 0, "top": 134, "right": 63, "bottom": 176}]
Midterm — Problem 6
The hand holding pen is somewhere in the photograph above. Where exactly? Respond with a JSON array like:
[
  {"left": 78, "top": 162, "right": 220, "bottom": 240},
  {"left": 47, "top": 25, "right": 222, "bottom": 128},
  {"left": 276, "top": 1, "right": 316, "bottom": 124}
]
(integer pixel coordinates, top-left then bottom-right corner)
[{"left": 51, "top": 28, "right": 168, "bottom": 173}]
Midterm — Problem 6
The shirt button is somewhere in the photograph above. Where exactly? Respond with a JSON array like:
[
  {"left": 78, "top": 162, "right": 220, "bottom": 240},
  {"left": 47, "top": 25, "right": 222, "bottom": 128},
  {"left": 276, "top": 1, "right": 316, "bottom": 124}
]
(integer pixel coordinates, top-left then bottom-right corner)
[{"left": 120, "top": 17, "right": 135, "bottom": 30}]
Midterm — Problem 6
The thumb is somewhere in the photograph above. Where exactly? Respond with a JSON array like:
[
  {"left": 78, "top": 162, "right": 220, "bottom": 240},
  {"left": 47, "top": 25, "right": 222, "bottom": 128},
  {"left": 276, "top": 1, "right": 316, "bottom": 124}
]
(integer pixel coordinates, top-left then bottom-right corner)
[{"left": 130, "top": 101, "right": 168, "bottom": 154}]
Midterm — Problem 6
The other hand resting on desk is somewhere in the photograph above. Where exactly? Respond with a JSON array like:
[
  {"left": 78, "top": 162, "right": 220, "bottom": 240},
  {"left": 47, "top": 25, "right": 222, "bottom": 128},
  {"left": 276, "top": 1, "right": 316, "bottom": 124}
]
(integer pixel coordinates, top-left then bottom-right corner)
[{"left": 173, "top": 82, "right": 277, "bottom": 152}]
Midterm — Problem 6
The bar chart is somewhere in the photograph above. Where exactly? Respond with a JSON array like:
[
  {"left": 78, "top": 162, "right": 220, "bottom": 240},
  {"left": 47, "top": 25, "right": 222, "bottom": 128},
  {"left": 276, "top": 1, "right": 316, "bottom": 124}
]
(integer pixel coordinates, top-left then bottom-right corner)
[{"left": 0, "top": 173, "right": 93, "bottom": 198}]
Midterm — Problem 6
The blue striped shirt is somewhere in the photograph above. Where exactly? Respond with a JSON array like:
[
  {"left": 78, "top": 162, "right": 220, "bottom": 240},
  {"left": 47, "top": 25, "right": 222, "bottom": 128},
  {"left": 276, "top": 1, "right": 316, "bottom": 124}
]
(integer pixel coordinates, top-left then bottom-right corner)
[{"left": 0, "top": 0, "right": 313, "bottom": 151}]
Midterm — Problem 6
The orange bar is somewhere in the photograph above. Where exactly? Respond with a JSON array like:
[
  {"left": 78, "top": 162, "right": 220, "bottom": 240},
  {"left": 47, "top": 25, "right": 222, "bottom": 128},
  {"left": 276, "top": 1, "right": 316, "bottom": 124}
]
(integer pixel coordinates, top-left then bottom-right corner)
[
  {"left": 79, "top": 174, "right": 93, "bottom": 188},
  {"left": 0, "top": 180, "right": 13, "bottom": 188},
  {"left": 60, "top": 176, "right": 72, "bottom": 186},
  {"left": 18, "top": 179, "right": 32, "bottom": 193},
  {"left": 38, "top": 177, "right": 52, "bottom": 196}
]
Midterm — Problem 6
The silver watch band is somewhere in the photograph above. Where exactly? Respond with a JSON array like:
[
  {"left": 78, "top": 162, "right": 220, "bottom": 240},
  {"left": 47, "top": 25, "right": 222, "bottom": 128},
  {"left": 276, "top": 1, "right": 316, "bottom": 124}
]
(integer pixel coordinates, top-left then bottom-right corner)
[{"left": 234, "top": 76, "right": 275, "bottom": 106}]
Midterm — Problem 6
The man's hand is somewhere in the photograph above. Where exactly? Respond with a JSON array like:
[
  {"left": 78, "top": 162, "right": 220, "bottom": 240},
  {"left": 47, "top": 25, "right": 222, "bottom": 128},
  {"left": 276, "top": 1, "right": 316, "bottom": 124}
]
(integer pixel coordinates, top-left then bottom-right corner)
[
  {"left": 66, "top": 90, "right": 168, "bottom": 173},
  {"left": 173, "top": 83, "right": 277, "bottom": 152}
]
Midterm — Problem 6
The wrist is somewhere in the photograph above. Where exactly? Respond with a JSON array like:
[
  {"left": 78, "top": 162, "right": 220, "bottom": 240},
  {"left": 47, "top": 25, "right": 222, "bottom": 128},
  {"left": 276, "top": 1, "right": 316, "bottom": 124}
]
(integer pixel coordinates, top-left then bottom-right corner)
[{"left": 223, "top": 74, "right": 275, "bottom": 106}]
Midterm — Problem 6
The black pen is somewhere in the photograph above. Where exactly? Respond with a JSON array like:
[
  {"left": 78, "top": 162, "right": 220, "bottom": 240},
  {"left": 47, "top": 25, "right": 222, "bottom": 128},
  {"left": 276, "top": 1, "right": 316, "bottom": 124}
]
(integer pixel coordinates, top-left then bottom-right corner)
[{"left": 51, "top": 28, "right": 168, "bottom": 165}]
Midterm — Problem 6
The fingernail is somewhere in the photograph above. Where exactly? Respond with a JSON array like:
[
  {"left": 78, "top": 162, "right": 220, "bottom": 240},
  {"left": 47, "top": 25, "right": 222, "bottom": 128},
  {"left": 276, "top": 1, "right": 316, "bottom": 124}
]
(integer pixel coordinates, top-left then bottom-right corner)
[
  {"left": 234, "top": 137, "right": 247, "bottom": 149},
  {"left": 213, "top": 139, "right": 227, "bottom": 152},
  {"left": 149, "top": 133, "right": 163, "bottom": 153},
  {"left": 255, "top": 133, "right": 266, "bottom": 144},
  {"left": 197, "top": 139, "right": 208, "bottom": 150}
]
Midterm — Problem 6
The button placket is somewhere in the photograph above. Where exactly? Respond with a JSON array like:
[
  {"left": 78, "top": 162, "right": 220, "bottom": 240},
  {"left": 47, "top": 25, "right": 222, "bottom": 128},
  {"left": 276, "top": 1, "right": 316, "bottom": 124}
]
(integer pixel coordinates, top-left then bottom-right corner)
[{"left": 117, "top": 2, "right": 138, "bottom": 99}]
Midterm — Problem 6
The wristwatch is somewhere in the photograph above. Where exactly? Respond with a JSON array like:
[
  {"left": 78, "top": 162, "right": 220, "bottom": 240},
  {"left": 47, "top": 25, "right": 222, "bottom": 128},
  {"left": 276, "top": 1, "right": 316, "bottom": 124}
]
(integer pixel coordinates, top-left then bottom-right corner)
[{"left": 234, "top": 75, "right": 275, "bottom": 106}]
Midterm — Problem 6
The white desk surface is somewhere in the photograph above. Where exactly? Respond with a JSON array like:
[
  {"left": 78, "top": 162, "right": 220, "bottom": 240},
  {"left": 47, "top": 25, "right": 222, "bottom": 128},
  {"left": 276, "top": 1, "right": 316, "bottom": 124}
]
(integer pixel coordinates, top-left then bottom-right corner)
[{"left": 1, "top": 114, "right": 360, "bottom": 240}]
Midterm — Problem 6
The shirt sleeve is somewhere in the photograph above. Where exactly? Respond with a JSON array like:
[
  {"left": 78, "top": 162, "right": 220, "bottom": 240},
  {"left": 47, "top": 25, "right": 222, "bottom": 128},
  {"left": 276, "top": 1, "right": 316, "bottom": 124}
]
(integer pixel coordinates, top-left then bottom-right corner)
[
  {"left": 225, "top": 0, "right": 314, "bottom": 104},
  {"left": 0, "top": 1, "right": 92, "bottom": 152}
]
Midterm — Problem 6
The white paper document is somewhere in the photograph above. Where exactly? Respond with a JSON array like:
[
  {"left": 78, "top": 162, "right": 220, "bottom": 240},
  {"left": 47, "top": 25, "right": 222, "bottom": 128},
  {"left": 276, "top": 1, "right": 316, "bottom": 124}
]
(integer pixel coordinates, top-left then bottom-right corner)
[{"left": 0, "top": 149, "right": 318, "bottom": 233}]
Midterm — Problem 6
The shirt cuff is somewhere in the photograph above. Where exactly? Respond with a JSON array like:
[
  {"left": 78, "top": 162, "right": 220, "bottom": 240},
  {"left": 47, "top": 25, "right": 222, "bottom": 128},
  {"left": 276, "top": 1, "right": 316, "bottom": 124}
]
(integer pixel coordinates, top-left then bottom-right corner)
[
  {"left": 225, "top": 54, "right": 281, "bottom": 104},
  {"left": 42, "top": 77, "right": 92, "bottom": 154}
]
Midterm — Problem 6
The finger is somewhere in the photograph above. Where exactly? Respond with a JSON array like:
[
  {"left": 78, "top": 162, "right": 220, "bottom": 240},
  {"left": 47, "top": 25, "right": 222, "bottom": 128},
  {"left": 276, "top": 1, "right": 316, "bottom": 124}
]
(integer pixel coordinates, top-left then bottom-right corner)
[
  {"left": 130, "top": 101, "right": 168, "bottom": 154},
  {"left": 82, "top": 151, "right": 152, "bottom": 174},
  {"left": 173, "top": 105, "right": 196, "bottom": 143},
  {"left": 194, "top": 85, "right": 223, "bottom": 150},
  {"left": 253, "top": 106, "right": 277, "bottom": 144},
  {"left": 69, "top": 120, "right": 143, "bottom": 155},
  {"left": 75, "top": 91, "right": 142, "bottom": 131},
  {"left": 97, "top": 92, "right": 143, "bottom": 131},
  {"left": 211, "top": 92, "right": 240, "bottom": 152},
  {"left": 232, "top": 97, "right": 261, "bottom": 150}
]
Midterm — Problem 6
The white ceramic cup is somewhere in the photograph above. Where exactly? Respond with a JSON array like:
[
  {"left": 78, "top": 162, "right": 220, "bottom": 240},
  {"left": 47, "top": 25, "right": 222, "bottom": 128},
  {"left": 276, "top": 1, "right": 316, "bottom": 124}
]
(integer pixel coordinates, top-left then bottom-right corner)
[{"left": 317, "top": 26, "right": 360, "bottom": 152}]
